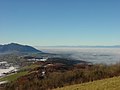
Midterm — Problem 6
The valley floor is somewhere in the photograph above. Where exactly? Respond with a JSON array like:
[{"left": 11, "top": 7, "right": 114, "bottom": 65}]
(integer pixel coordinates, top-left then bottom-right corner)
[{"left": 54, "top": 76, "right": 120, "bottom": 90}]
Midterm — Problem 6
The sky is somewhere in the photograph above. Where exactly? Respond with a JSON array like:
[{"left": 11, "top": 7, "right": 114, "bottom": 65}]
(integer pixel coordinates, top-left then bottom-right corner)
[{"left": 0, "top": 0, "right": 120, "bottom": 46}]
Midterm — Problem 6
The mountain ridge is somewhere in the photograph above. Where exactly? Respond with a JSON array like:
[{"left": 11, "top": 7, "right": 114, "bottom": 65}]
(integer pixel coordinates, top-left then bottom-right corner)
[
  {"left": 36, "top": 45, "right": 120, "bottom": 48},
  {"left": 0, "top": 43, "right": 42, "bottom": 54}
]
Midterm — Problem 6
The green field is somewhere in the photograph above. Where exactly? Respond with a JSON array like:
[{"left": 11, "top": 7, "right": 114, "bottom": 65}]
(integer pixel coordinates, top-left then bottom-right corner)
[
  {"left": 20, "top": 64, "right": 40, "bottom": 70},
  {"left": 0, "top": 71, "right": 28, "bottom": 82},
  {"left": 0, "top": 64, "right": 40, "bottom": 82},
  {"left": 54, "top": 76, "right": 120, "bottom": 90}
]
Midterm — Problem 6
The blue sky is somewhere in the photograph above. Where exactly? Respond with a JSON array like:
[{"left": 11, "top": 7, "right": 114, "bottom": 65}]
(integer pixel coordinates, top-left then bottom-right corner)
[{"left": 0, "top": 0, "right": 120, "bottom": 46}]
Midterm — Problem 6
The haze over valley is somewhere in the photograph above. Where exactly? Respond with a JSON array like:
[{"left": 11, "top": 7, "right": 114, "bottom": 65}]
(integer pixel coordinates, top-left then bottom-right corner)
[{"left": 38, "top": 46, "right": 120, "bottom": 64}]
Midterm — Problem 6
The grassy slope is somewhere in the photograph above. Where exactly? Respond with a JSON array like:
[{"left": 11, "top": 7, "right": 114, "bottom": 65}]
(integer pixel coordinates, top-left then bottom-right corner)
[
  {"left": 54, "top": 76, "right": 120, "bottom": 90},
  {"left": 0, "top": 71, "right": 28, "bottom": 82},
  {"left": 20, "top": 64, "right": 40, "bottom": 70},
  {"left": 0, "top": 64, "right": 39, "bottom": 82}
]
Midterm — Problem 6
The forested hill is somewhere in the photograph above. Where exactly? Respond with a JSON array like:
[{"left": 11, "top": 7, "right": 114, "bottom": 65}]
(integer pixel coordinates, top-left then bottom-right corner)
[{"left": 0, "top": 43, "right": 42, "bottom": 53}]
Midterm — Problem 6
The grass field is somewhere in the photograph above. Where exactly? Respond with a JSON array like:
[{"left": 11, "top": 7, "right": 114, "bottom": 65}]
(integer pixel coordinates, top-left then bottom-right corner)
[
  {"left": 54, "top": 76, "right": 120, "bottom": 90},
  {"left": 0, "top": 64, "right": 39, "bottom": 82},
  {"left": 0, "top": 71, "right": 28, "bottom": 82},
  {"left": 20, "top": 64, "right": 40, "bottom": 70}
]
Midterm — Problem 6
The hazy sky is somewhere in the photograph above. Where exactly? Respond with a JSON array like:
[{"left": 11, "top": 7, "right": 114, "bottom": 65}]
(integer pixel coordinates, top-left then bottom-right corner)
[{"left": 0, "top": 0, "right": 120, "bottom": 46}]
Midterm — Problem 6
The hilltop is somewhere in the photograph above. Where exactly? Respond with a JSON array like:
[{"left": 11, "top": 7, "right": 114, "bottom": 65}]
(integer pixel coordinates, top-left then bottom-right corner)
[{"left": 0, "top": 43, "right": 42, "bottom": 54}]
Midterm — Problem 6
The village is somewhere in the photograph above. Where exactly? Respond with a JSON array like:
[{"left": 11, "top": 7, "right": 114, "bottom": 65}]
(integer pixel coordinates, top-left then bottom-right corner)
[{"left": 0, "top": 61, "right": 18, "bottom": 77}]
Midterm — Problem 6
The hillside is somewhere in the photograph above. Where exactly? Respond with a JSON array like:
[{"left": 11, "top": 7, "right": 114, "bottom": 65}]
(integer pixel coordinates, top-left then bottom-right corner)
[
  {"left": 2, "top": 62, "right": 120, "bottom": 90},
  {"left": 0, "top": 43, "right": 42, "bottom": 54},
  {"left": 54, "top": 76, "right": 120, "bottom": 90}
]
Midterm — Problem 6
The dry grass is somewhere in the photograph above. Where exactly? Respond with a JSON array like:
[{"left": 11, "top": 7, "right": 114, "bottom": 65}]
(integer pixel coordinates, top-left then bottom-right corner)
[{"left": 54, "top": 76, "right": 120, "bottom": 90}]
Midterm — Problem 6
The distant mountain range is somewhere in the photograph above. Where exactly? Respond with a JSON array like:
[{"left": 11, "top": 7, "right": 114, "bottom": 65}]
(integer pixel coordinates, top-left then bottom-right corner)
[
  {"left": 0, "top": 43, "right": 42, "bottom": 54},
  {"left": 37, "top": 45, "right": 120, "bottom": 48}
]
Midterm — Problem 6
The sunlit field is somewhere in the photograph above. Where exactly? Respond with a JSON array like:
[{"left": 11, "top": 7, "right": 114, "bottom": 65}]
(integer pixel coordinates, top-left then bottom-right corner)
[{"left": 54, "top": 76, "right": 120, "bottom": 90}]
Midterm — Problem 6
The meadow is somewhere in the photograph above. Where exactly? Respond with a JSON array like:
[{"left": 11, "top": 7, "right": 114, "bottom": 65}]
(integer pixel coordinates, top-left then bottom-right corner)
[{"left": 54, "top": 76, "right": 120, "bottom": 90}]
